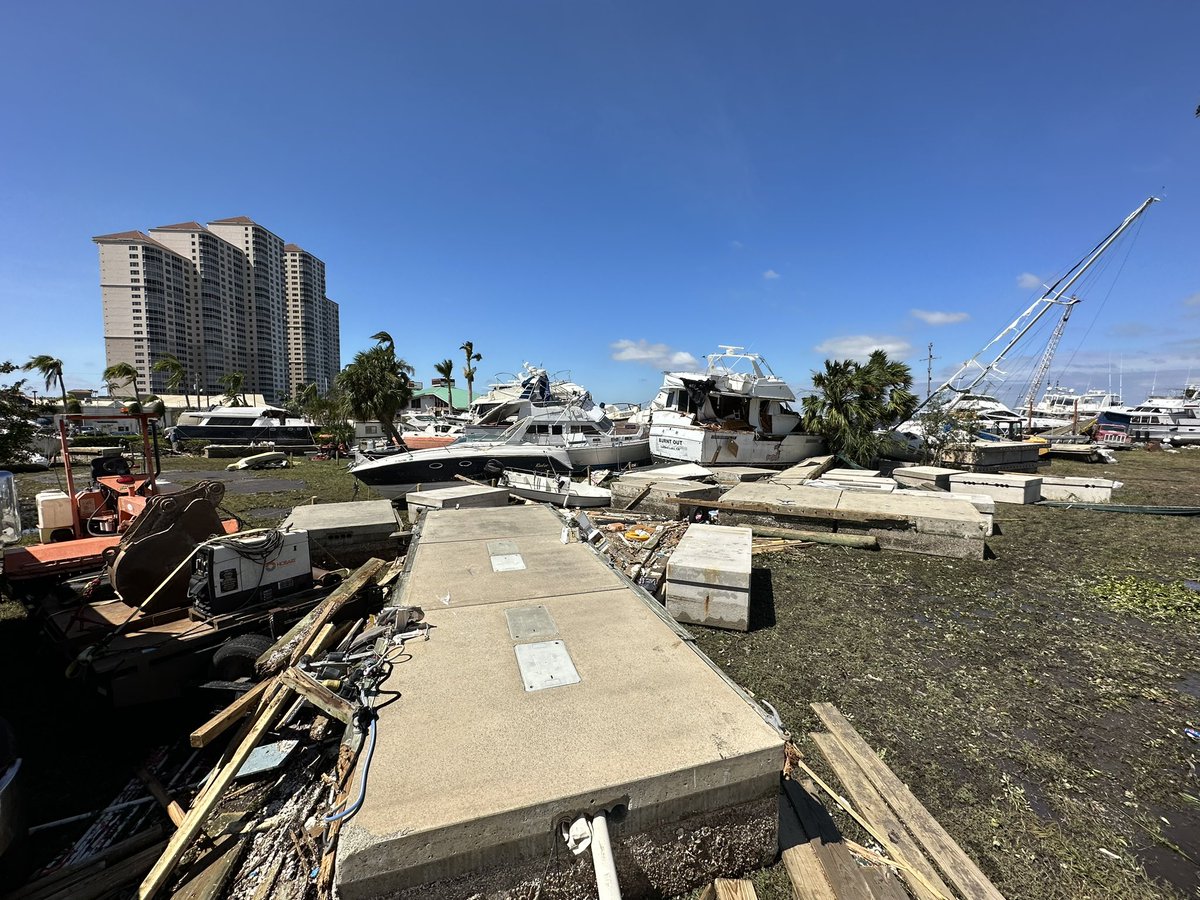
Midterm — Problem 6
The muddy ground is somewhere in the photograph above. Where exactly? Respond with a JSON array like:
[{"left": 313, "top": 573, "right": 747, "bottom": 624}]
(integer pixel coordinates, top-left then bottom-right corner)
[
  {"left": 2, "top": 450, "right": 1198, "bottom": 898},
  {"left": 691, "top": 449, "right": 1200, "bottom": 899}
]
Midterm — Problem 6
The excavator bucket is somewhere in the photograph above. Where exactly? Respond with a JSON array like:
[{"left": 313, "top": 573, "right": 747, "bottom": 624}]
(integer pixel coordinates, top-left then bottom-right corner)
[{"left": 107, "top": 481, "right": 228, "bottom": 614}]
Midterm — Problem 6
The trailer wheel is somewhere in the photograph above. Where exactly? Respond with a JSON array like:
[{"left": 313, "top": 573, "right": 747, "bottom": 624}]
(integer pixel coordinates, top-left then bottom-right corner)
[{"left": 212, "top": 634, "right": 274, "bottom": 681}]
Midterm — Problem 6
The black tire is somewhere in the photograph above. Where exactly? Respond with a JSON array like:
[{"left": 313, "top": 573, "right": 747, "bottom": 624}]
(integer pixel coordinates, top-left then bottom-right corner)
[{"left": 211, "top": 633, "right": 273, "bottom": 681}]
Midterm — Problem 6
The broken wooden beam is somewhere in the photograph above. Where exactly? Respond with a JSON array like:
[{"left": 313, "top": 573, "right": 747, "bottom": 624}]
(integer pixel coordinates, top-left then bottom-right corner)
[
  {"left": 749, "top": 525, "right": 878, "bottom": 549},
  {"left": 139, "top": 683, "right": 295, "bottom": 900},
  {"left": 278, "top": 666, "right": 356, "bottom": 725},
  {"left": 810, "top": 732, "right": 953, "bottom": 900},
  {"left": 811, "top": 702, "right": 1005, "bottom": 900},
  {"left": 189, "top": 678, "right": 272, "bottom": 749},
  {"left": 136, "top": 767, "right": 186, "bottom": 828}
]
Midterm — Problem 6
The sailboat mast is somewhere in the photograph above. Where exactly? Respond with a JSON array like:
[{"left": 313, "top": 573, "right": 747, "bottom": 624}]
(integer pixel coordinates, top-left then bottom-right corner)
[{"left": 916, "top": 195, "right": 1159, "bottom": 414}]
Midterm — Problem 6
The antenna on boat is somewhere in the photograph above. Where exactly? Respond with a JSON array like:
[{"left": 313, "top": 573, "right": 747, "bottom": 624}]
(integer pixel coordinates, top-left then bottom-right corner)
[{"left": 914, "top": 196, "right": 1159, "bottom": 416}]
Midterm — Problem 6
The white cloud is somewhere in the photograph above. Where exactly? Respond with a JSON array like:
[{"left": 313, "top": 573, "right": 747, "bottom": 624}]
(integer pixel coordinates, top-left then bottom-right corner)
[
  {"left": 730, "top": 240, "right": 745, "bottom": 250},
  {"left": 610, "top": 339, "right": 699, "bottom": 370},
  {"left": 1017, "top": 272, "right": 1043, "bottom": 290},
  {"left": 1183, "top": 292, "right": 1200, "bottom": 307},
  {"left": 814, "top": 335, "right": 913, "bottom": 359},
  {"left": 911, "top": 309, "right": 969, "bottom": 326},
  {"left": 763, "top": 269, "right": 780, "bottom": 280}
]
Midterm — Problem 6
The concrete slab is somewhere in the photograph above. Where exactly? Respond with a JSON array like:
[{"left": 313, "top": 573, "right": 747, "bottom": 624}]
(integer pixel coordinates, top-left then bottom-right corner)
[
  {"left": 666, "top": 524, "right": 753, "bottom": 631},
  {"left": 1037, "top": 475, "right": 1116, "bottom": 503},
  {"left": 709, "top": 466, "right": 777, "bottom": 486},
  {"left": 610, "top": 479, "right": 723, "bottom": 517},
  {"left": 942, "top": 440, "right": 1041, "bottom": 473},
  {"left": 338, "top": 505, "right": 783, "bottom": 899},
  {"left": 894, "top": 488, "right": 995, "bottom": 535},
  {"left": 282, "top": 499, "right": 405, "bottom": 567},
  {"left": 949, "top": 471, "right": 1042, "bottom": 504},
  {"left": 810, "top": 478, "right": 897, "bottom": 493},
  {"left": 891, "top": 465, "right": 961, "bottom": 491},
  {"left": 617, "top": 463, "right": 715, "bottom": 482},
  {"left": 716, "top": 481, "right": 987, "bottom": 558},
  {"left": 405, "top": 508, "right": 628, "bottom": 607},
  {"left": 405, "top": 484, "right": 510, "bottom": 522},
  {"left": 823, "top": 467, "right": 881, "bottom": 479}
]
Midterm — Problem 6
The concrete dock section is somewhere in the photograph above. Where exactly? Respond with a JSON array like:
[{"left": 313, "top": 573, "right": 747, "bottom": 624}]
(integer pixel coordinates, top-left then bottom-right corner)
[
  {"left": 404, "top": 483, "right": 509, "bottom": 522},
  {"left": 712, "top": 481, "right": 988, "bottom": 559},
  {"left": 337, "top": 505, "right": 784, "bottom": 899}
]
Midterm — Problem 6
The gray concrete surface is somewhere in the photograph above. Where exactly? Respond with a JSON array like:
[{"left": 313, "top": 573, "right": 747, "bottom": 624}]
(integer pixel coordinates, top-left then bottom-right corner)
[
  {"left": 282, "top": 499, "right": 406, "bottom": 567},
  {"left": 405, "top": 483, "right": 510, "bottom": 522},
  {"left": 337, "top": 505, "right": 783, "bottom": 899}
]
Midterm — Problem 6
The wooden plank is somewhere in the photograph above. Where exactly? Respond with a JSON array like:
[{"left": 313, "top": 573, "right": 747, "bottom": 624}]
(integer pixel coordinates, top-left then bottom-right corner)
[
  {"left": 811, "top": 703, "right": 1006, "bottom": 900},
  {"left": 714, "top": 878, "right": 758, "bottom": 899},
  {"left": 189, "top": 678, "right": 271, "bottom": 749},
  {"left": 138, "top": 683, "right": 295, "bottom": 900},
  {"left": 8, "top": 826, "right": 166, "bottom": 900},
  {"left": 42, "top": 842, "right": 167, "bottom": 900},
  {"left": 810, "top": 733, "right": 952, "bottom": 900},
  {"left": 255, "top": 557, "right": 385, "bottom": 674},
  {"left": 782, "top": 845, "right": 837, "bottom": 900},
  {"left": 622, "top": 483, "right": 653, "bottom": 511},
  {"left": 783, "top": 778, "right": 898, "bottom": 900},
  {"left": 278, "top": 666, "right": 356, "bottom": 724},
  {"left": 288, "top": 558, "right": 386, "bottom": 667},
  {"left": 171, "top": 835, "right": 245, "bottom": 900},
  {"left": 749, "top": 526, "right": 877, "bottom": 549},
  {"left": 136, "top": 766, "right": 186, "bottom": 827}
]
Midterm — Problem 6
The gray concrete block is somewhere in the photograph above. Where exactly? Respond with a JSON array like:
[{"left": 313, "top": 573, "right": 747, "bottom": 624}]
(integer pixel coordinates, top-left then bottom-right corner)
[
  {"left": 1037, "top": 475, "right": 1116, "bottom": 503},
  {"left": 282, "top": 499, "right": 406, "bottom": 567},
  {"left": 666, "top": 524, "right": 753, "bottom": 632},
  {"left": 949, "top": 472, "right": 1042, "bottom": 504},
  {"left": 709, "top": 466, "right": 777, "bottom": 486},
  {"left": 405, "top": 484, "right": 509, "bottom": 522},
  {"left": 891, "top": 465, "right": 961, "bottom": 491}
]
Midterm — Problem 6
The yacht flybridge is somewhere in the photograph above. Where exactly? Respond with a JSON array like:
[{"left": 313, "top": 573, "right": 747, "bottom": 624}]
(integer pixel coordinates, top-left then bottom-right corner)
[{"left": 646, "top": 346, "right": 823, "bottom": 466}]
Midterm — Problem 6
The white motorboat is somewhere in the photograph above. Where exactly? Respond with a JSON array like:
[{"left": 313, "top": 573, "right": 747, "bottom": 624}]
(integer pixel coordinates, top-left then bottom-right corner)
[
  {"left": 170, "top": 405, "right": 315, "bottom": 446},
  {"left": 350, "top": 371, "right": 651, "bottom": 498},
  {"left": 499, "top": 470, "right": 611, "bottom": 507},
  {"left": 646, "top": 346, "right": 823, "bottom": 467}
]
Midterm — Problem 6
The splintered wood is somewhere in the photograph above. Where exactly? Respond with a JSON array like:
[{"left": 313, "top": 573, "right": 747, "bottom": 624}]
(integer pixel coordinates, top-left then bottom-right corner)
[{"left": 782, "top": 703, "right": 1007, "bottom": 900}]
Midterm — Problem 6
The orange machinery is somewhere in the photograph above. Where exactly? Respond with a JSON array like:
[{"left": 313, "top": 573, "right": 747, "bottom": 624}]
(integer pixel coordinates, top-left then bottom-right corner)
[{"left": 2, "top": 414, "right": 235, "bottom": 582}]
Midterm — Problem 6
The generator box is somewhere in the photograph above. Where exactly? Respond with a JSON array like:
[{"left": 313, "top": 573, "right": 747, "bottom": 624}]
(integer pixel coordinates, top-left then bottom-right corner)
[{"left": 190, "top": 530, "right": 312, "bottom": 618}]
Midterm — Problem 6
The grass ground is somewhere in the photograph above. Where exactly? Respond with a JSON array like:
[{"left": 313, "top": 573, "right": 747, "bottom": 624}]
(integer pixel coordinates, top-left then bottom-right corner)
[
  {"left": 1, "top": 450, "right": 1197, "bottom": 897},
  {"left": 690, "top": 449, "right": 1200, "bottom": 900}
]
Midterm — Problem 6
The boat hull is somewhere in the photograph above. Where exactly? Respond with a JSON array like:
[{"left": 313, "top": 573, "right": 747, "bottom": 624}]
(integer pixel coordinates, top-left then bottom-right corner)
[
  {"left": 649, "top": 424, "right": 823, "bottom": 467},
  {"left": 351, "top": 447, "right": 573, "bottom": 500}
]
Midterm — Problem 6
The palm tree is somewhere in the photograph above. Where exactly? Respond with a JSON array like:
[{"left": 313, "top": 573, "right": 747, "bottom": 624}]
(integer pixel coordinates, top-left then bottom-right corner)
[
  {"left": 102, "top": 362, "right": 142, "bottom": 405},
  {"left": 433, "top": 358, "right": 456, "bottom": 412},
  {"left": 23, "top": 355, "right": 70, "bottom": 411},
  {"left": 460, "top": 341, "right": 482, "bottom": 406},
  {"left": 337, "top": 337, "right": 415, "bottom": 444},
  {"left": 801, "top": 349, "right": 918, "bottom": 466},
  {"left": 151, "top": 355, "right": 191, "bottom": 409},
  {"left": 217, "top": 371, "right": 247, "bottom": 407}
]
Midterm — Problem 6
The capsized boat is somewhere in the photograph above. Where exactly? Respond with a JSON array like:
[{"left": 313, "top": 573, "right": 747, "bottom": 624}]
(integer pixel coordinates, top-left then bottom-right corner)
[{"left": 646, "top": 346, "right": 823, "bottom": 467}]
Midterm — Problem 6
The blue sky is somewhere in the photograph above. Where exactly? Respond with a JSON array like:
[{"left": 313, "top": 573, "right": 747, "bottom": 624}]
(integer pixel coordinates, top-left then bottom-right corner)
[{"left": 1, "top": 1, "right": 1197, "bottom": 407}]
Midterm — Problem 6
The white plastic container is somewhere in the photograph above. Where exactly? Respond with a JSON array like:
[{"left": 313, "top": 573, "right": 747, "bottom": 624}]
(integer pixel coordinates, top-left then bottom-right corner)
[{"left": 36, "top": 490, "right": 74, "bottom": 531}]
